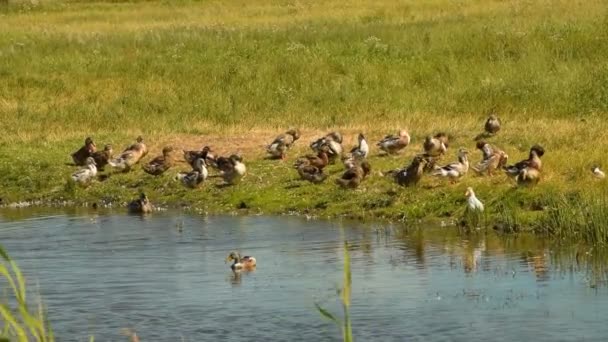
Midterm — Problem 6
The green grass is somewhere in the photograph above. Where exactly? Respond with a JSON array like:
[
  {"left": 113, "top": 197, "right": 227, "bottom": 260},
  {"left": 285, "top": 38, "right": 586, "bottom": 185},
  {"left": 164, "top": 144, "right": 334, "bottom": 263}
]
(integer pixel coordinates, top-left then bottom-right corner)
[
  {"left": 0, "top": 246, "right": 53, "bottom": 342},
  {"left": 1, "top": 0, "right": 608, "bottom": 242}
]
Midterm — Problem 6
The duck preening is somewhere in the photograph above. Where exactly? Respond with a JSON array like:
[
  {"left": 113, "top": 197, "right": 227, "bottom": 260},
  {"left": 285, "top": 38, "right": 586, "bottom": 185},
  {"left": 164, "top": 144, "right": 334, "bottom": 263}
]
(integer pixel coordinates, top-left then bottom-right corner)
[
  {"left": 432, "top": 148, "right": 469, "bottom": 183},
  {"left": 226, "top": 251, "right": 256, "bottom": 271},
  {"left": 143, "top": 146, "right": 176, "bottom": 176},
  {"left": 108, "top": 136, "right": 148, "bottom": 172},
  {"left": 217, "top": 154, "right": 247, "bottom": 185},
  {"left": 176, "top": 157, "right": 208, "bottom": 188},
  {"left": 504, "top": 145, "right": 544, "bottom": 186},
  {"left": 473, "top": 141, "right": 508, "bottom": 176},
  {"left": 377, "top": 129, "right": 410, "bottom": 155},
  {"left": 310, "top": 131, "right": 343, "bottom": 164},
  {"left": 71, "top": 157, "right": 97, "bottom": 185},
  {"left": 295, "top": 144, "right": 330, "bottom": 171},
  {"left": 128, "top": 193, "right": 153, "bottom": 214},
  {"left": 267, "top": 129, "right": 300, "bottom": 159},
  {"left": 71, "top": 137, "right": 97, "bottom": 166}
]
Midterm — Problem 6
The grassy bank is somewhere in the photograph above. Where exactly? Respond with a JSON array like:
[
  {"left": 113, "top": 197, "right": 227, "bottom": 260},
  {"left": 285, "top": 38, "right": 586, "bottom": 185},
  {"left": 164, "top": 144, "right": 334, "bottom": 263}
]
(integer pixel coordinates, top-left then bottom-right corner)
[{"left": 1, "top": 0, "right": 608, "bottom": 241}]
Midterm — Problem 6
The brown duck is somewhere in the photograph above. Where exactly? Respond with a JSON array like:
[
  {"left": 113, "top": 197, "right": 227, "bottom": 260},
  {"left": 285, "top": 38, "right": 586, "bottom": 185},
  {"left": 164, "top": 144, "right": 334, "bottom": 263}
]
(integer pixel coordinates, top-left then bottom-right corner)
[
  {"left": 143, "top": 146, "right": 176, "bottom": 176},
  {"left": 71, "top": 137, "right": 97, "bottom": 166},
  {"left": 336, "top": 160, "right": 371, "bottom": 189},
  {"left": 91, "top": 144, "right": 113, "bottom": 171}
]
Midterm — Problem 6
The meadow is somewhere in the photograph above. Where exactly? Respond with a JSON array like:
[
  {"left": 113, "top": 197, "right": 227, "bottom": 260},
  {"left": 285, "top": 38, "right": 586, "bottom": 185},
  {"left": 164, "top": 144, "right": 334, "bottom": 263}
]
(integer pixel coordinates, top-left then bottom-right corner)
[{"left": 1, "top": 0, "right": 608, "bottom": 242}]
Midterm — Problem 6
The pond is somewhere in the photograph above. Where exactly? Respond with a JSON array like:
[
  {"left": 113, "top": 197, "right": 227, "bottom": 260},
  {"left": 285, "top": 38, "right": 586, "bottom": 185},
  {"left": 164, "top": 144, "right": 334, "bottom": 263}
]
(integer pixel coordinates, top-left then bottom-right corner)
[{"left": 0, "top": 209, "right": 607, "bottom": 341}]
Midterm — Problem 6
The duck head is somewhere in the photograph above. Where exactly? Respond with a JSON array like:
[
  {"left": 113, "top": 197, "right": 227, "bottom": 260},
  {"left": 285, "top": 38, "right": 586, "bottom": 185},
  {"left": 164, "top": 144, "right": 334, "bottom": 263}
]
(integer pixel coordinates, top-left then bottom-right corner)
[
  {"left": 85, "top": 157, "right": 97, "bottom": 166},
  {"left": 287, "top": 129, "right": 301, "bottom": 141},
  {"left": 162, "top": 146, "right": 175, "bottom": 157},
  {"left": 136, "top": 136, "right": 144, "bottom": 143},
  {"left": 139, "top": 193, "right": 149, "bottom": 204},
  {"left": 530, "top": 144, "right": 545, "bottom": 158},
  {"left": 465, "top": 187, "right": 475, "bottom": 198},
  {"left": 226, "top": 251, "right": 241, "bottom": 263}
]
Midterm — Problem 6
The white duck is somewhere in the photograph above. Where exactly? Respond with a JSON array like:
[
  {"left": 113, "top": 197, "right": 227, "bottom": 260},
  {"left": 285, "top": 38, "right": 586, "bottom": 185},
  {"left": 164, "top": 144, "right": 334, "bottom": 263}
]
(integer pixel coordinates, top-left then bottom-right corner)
[
  {"left": 71, "top": 157, "right": 97, "bottom": 185},
  {"left": 465, "top": 187, "right": 484, "bottom": 212},
  {"left": 432, "top": 148, "right": 469, "bottom": 183},
  {"left": 350, "top": 133, "right": 369, "bottom": 159}
]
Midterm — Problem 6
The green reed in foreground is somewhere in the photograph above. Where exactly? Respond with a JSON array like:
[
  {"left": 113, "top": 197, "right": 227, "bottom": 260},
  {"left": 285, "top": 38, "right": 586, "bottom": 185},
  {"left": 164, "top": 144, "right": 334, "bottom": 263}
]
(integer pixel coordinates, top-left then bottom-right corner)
[
  {"left": 316, "top": 242, "right": 353, "bottom": 342},
  {"left": 0, "top": 246, "right": 53, "bottom": 342}
]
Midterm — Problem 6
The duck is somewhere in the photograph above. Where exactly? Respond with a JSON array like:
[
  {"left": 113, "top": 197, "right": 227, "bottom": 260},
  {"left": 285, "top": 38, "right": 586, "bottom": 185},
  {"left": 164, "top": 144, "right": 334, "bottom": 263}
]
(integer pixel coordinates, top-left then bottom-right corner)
[
  {"left": 108, "top": 136, "right": 148, "bottom": 172},
  {"left": 473, "top": 141, "right": 508, "bottom": 176},
  {"left": 266, "top": 129, "right": 301, "bottom": 159},
  {"left": 128, "top": 193, "right": 153, "bottom": 214},
  {"left": 377, "top": 129, "right": 410, "bottom": 155},
  {"left": 226, "top": 251, "right": 256, "bottom": 271},
  {"left": 143, "top": 146, "right": 176, "bottom": 176},
  {"left": 296, "top": 164, "right": 327, "bottom": 183},
  {"left": 176, "top": 157, "right": 208, "bottom": 188},
  {"left": 71, "top": 137, "right": 97, "bottom": 166},
  {"left": 504, "top": 145, "right": 544, "bottom": 179},
  {"left": 350, "top": 133, "right": 369, "bottom": 159},
  {"left": 336, "top": 160, "right": 371, "bottom": 189},
  {"left": 184, "top": 146, "right": 216, "bottom": 169},
  {"left": 465, "top": 187, "right": 484, "bottom": 212},
  {"left": 423, "top": 133, "right": 449, "bottom": 157},
  {"left": 391, "top": 155, "right": 428, "bottom": 187},
  {"left": 517, "top": 167, "right": 541, "bottom": 187},
  {"left": 432, "top": 148, "right": 469, "bottom": 183},
  {"left": 71, "top": 157, "right": 97, "bottom": 185},
  {"left": 91, "top": 144, "right": 113, "bottom": 171},
  {"left": 592, "top": 166, "right": 606, "bottom": 179},
  {"left": 217, "top": 154, "right": 247, "bottom": 185},
  {"left": 310, "top": 132, "right": 343, "bottom": 163},
  {"left": 485, "top": 114, "right": 501, "bottom": 135},
  {"left": 295, "top": 145, "right": 330, "bottom": 171}
]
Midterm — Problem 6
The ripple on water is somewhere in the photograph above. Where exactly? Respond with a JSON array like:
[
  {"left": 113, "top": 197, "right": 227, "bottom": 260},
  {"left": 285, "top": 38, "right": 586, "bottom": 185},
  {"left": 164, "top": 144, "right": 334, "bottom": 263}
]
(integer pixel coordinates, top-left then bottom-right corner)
[{"left": 1, "top": 211, "right": 608, "bottom": 341}]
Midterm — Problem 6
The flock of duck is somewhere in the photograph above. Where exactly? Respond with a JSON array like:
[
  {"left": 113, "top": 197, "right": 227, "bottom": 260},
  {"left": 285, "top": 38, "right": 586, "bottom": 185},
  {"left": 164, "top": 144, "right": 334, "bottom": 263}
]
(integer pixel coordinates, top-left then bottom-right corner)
[{"left": 66, "top": 114, "right": 608, "bottom": 270}]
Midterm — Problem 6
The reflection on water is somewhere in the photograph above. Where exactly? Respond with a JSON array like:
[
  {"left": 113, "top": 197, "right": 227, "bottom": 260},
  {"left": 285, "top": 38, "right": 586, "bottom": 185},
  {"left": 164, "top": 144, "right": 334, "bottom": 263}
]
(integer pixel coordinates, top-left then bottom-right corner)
[{"left": 1, "top": 209, "right": 608, "bottom": 341}]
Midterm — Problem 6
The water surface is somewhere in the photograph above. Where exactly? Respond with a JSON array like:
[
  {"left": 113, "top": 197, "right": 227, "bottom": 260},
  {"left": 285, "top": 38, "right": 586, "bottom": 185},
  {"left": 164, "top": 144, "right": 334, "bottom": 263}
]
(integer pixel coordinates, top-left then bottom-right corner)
[{"left": 0, "top": 209, "right": 607, "bottom": 341}]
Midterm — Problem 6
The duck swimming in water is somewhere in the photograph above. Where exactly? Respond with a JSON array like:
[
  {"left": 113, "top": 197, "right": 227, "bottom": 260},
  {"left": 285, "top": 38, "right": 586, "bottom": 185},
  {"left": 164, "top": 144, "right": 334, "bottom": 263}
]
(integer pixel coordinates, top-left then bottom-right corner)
[
  {"left": 226, "top": 251, "right": 256, "bottom": 271},
  {"left": 128, "top": 193, "right": 153, "bottom": 214}
]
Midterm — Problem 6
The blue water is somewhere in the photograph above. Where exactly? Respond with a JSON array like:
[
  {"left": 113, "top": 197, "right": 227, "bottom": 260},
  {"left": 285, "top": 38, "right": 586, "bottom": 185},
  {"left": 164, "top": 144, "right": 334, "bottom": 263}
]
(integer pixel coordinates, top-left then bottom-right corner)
[{"left": 0, "top": 210, "right": 606, "bottom": 341}]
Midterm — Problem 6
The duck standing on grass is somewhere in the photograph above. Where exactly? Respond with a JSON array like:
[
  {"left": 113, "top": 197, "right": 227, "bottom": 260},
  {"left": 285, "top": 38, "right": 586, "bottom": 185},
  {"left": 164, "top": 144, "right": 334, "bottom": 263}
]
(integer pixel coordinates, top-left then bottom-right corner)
[
  {"left": 217, "top": 154, "right": 247, "bottom": 185},
  {"left": 267, "top": 129, "right": 300, "bottom": 160},
  {"left": 350, "top": 133, "right": 369, "bottom": 159},
  {"left": 432, "top": 148, "right": 469, "bottom": 183},
  {"left": 377, "top": 129, "right": 410, "bottom": 155},
  {"left": 176, "top": 157, "right": 208, "bottom": 188},
  {"left": 226, "top": 251, "right": 256, "bottom": 271},
  {"left": 71, "top": 157, "right": 97, "bottom": 186},
  {"left": 473, "top": 141, "right": 508, "bottom": 176},
  {"left": 310, "top": 132, "right": 343, "bottom": 164},
  {"left": 143, "top": 146, "right": 176, "bottom": 176},
  {"left": 465, "top": 187, "right": 484, "bottom": 212},
  {"left": 108, "top": 136, "right": 148, "bottom": 172},
  {"left": 423, "top": 132, "right": 449, "bottom": 157},
  {"left": 128, "top": 193, "right": 153, "bottom": 214},
  {"left": 295, "top": 145, "right": 330, "bottom": 171},
  {"left": 504, "top": 145, "right": 544, "bottom": 186},
  {"left": 295, "top": 163, "right": 327, "bottom": 183},
  {"left": 485, "top": 114, "right": 501, "bottom": 135},
  {"left": 592, "top": 166, "right": 606, "bottom": 179},
  {"left": 336, "top": 160, "right": 371, "bottom": 189},
  {"left": 385, "top": 154, "right": 427, "bottom": 187},
  {"left": 91, "top": 144, "right": 113, "bottom": 171},
  {"left": 184, "top": 145, "right": 216, "bottom": 169},
  {"left": 71, "top": 137, "right": 97, "bottom": 166}
]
